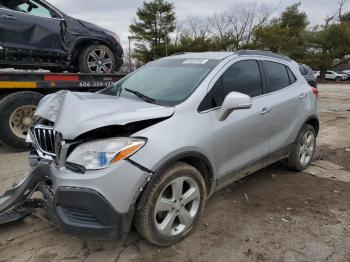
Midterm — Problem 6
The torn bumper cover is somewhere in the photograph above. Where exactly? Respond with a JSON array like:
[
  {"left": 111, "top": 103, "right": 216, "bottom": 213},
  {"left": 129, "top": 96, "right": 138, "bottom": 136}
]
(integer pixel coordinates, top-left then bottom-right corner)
[
  {"left": 0, "top": 165, "right": 133, "bottom": 239},
  {"left": 0, "top": 165, "right": 49, "bottom": 218}
]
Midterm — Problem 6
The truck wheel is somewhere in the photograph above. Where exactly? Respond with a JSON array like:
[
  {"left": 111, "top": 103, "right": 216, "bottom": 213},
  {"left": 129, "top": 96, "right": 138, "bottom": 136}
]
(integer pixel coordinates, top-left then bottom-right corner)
[
  {"left": 135, "top": 162, "right": 207, "bottom": 246},
  {"left": 79, "top": 45, "right": 116, "bottom": 74},
  {"left": 0, "top": 92, "right": 43, "bottom": 151},
  {"left": 287, "top": 124, "right": 316, "bottom": 171}
]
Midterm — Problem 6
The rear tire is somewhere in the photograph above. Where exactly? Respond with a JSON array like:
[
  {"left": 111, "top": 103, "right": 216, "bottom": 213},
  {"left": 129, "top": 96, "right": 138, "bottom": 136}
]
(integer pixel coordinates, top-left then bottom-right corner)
[
  {"left": 287, "top": 124, "right": 316, "bottom": 171},
  {"left": 135, "top": 162, "right": 207, "bottom": 246},
  {"left": 0, "top": 92, "right": 43, "bottom": 151},
  {"left": 78, "top": 45, "right": 116, "bottom": 74}
]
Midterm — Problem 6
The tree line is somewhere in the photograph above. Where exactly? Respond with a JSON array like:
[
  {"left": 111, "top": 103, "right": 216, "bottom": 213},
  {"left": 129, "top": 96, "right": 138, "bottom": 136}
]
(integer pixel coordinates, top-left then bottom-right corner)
[{"left": 126, "top": 0, "right": 350, "bottom": 74}]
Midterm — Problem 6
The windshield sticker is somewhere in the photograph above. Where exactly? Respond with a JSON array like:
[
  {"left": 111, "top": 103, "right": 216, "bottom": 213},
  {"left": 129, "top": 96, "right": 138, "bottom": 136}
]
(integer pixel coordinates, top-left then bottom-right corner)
[{"left": 183, "top": 59, "right": 209, "bottom": 65}]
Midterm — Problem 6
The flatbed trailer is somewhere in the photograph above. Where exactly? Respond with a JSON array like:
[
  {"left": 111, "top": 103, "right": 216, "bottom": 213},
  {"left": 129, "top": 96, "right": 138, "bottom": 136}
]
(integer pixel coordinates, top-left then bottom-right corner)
[{"left": 0, "top": 72, "right": 126, "bottom": 151}]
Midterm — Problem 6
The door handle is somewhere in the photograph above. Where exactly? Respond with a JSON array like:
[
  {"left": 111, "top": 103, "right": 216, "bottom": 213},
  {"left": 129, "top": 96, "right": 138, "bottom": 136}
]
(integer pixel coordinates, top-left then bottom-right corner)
[
  {"left": 1, "top": 14, "right": 17, "bottom": 20},
  {"left": 260, "top": 107, "right": 272, "bottom": 116},
  {"left": 299, "top": 93, "right": 307, "bottom": 99}
]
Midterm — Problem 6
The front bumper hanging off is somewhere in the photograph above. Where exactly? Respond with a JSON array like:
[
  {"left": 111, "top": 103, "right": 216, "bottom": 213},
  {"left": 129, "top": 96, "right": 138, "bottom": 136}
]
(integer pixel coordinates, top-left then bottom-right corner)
[
  {"left": 0, "top": 165, "right": 134, "bottom": 240},
  {"left": 0, "top": 165, "right": 50, "bottom": 225}
]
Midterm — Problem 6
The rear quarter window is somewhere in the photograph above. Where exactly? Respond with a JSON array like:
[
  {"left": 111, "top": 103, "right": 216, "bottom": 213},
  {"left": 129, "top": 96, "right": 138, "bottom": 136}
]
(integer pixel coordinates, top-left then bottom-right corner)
[
  {"left": 287, "top": 68, "right": 297, "bottom": 84},
  {"left": 263, "top": 61, "right": 291, "bottom": 93}
]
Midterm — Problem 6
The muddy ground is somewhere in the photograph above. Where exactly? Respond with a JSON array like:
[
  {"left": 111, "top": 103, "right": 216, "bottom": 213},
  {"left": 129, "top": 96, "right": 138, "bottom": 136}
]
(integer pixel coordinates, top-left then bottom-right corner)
[{"left": 0, "top": 84, "right": 349, "bottom": 262}]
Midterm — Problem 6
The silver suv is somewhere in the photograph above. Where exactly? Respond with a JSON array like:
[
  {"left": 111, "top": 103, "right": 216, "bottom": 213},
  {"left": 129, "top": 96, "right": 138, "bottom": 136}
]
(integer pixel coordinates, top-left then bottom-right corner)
[{"left": 28, "top": 51, "right": 319, "bottom": 246}]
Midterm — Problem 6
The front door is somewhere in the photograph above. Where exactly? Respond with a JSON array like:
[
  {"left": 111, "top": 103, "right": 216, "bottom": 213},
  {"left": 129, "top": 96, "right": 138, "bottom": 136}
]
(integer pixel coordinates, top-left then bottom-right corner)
[{"left": 201, "top": 59, "right": 273, "bottom": 183}]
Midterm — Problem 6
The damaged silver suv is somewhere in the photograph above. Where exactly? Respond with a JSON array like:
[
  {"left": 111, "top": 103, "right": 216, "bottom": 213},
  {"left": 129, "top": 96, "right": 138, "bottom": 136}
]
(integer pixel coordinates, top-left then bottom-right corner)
[{"left": 21, "top": 51, "right": 319, "bottom": 246}]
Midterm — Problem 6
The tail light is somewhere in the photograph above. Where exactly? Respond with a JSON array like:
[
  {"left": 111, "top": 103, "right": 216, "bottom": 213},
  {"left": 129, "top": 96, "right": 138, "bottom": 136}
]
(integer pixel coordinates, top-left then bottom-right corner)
[{"left": 312, "top": 87, "right": 319, "bottom": 98}]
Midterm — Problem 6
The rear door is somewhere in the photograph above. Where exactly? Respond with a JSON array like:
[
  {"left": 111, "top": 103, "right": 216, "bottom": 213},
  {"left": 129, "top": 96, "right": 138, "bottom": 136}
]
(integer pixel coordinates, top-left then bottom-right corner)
[
  {"left": 202, "top": 59, "right": 272, "bottom": 182},
  {"left": 0, "top": 0, "right": 68, "bottom": 61},
  {"left": 261, "top": 60, "right": 305, "bottom": 155}
]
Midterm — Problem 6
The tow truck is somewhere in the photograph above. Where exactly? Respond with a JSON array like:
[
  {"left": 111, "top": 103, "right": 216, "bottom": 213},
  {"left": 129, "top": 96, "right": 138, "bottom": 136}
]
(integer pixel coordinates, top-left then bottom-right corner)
[{"left": 0, "top": 71, "right": 125, "bottom": 151}]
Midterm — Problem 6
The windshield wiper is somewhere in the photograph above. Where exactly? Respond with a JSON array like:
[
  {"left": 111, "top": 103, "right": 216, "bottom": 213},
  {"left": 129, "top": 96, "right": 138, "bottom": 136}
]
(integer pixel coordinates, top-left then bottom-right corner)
[{"left": 124, "top": 88, "right": 156, "bottom": 104}]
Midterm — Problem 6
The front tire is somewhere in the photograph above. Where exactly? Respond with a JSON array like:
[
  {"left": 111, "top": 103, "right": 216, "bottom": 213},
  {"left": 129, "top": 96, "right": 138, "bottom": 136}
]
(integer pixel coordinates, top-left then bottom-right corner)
[
  {"left": 135, "top": 162, "right": 207, "bottom": 246},
  {"left": 287, "top": 124, "right": 316, "bottom": 171},
  {"left": 78, "top": 45, "right": 116, "bottom": 74}
]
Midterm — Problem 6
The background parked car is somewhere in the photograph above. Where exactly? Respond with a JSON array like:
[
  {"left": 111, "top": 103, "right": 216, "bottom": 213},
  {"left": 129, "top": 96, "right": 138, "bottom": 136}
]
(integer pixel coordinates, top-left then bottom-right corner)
[
  {"left": 0, "top": 0, "right": 123, "bottom": 73},
  {"left": 299, "top": 64, "right": 317, "bottom": 88},
  {"left": 341, "top": 70, "right": 350, "bottom": 80},
  {"left": 325, "top": 70, "right": 348, "bottom": 81}
]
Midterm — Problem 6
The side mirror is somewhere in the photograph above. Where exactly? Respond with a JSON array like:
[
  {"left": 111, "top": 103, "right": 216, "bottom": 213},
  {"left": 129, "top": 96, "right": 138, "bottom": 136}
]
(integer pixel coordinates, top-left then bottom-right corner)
[{"left": 218, "top": 92, "right": 252, "bottom": 121}]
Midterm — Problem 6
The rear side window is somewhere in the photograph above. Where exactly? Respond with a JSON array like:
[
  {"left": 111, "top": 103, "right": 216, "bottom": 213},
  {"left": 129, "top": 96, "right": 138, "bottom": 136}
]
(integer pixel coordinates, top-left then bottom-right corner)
[
  {"left": 299, "top": 65, "right": 307, "bottom": 76},
  {"left": 198, "top": 60, "right": 263, "bottom": 111},
  {"left": 287, "top": 68, "right": 297, "bottom": 84},
  {"left": 263, "top": 61, "right": 291, "bottom": 93}
]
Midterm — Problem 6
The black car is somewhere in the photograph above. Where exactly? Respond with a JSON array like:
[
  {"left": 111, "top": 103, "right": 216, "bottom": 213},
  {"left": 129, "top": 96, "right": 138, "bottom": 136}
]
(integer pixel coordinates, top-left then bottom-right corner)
[
  {"left": 299, "top": 64, "right": 317, "bottom": 88},
  {"left": 0, "top": 0, "right": 123, "bottom": 73}
]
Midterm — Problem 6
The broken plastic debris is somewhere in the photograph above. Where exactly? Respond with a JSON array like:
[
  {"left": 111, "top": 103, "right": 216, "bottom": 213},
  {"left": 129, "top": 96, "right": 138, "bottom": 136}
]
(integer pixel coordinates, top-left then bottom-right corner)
[{"left": 244, "top": 193, "right": 249, "bottom": 201}]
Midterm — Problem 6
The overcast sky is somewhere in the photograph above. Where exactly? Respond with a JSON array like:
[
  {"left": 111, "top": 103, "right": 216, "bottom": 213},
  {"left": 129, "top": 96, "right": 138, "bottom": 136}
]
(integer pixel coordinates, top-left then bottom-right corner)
[{"left": 50, "top": 0, "right": 347, "bottom": 47}]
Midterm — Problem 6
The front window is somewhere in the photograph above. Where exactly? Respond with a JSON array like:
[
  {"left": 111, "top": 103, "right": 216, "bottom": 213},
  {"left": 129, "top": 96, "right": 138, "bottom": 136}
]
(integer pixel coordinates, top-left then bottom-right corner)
[
  {"left": 102, "top": 58, "right": 220, "bottom": 106},
  {"left": 198, "top": 60, "right": 263, "bottom": 111},
  {"left": 1, "top": 0, "right": 59, "bottom": 19}
]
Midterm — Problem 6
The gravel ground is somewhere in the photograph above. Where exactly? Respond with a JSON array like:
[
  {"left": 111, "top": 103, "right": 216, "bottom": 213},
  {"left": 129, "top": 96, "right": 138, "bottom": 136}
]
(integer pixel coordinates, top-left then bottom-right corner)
[{"left": 0, "top": 84, "right": 349, "bottom": 262}]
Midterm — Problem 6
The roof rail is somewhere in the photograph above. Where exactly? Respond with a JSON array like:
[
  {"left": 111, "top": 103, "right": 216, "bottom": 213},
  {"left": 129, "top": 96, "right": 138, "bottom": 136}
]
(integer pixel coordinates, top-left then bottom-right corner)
[
  {"left": 171, "top": 52, "right": 187, "bottom": 56},
  {"left": 237, "top": 50, "right": 292, "bottom": 62}
]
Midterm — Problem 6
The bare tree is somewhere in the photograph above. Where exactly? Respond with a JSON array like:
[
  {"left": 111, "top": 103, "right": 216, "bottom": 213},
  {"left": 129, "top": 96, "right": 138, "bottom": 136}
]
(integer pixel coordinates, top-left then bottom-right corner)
[
  {"left": 176, "top": 1, "right": 271, "bottom": 50},
  {"left": 339, "top": 0, "right": 347, "bottom": 20},
  {"left": 183, "top": 15, "right": 211, "bottom": 39},
  {"left": 325, "top": 0, "right": 348, "bottom": 27},
  {"left": 225, "top": 1, "right": 271, "bottom": 49},
  {"left": 209, "top": 12, "right": 229, "bottom": 41},
  {"left": 173, "top": 21, "right": 184, "bottom": 46}
]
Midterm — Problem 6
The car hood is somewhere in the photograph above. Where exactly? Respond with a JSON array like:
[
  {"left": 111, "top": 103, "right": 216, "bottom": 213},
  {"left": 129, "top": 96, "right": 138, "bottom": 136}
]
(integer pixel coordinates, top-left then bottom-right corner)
[{"left": 35, "top": 91, "right": 175, "bottom": 140}]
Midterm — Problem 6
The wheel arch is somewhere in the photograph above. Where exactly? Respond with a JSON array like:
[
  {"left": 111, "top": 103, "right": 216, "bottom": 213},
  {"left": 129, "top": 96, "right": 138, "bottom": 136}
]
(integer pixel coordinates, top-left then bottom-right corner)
[
  {"left": 70, "top": 38, "right": 115, "bottom": 70},
  {"left": 136, "top": 151, "right": 215, "bottom": 210},
  {"left": 304, "top": 115, "right": 320, "bottom": 136}
]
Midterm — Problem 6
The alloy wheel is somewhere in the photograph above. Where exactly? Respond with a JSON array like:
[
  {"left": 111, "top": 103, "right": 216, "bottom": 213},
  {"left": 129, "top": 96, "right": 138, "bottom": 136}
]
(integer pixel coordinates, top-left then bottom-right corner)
[
  {"left": 87, "top": 49, "right": 113, "bottom": 73},
  {"left": 154, "top": 177, "right": 201, "bottom": 237},
  {"left": 299, "top": 131, "right": 315, "bottom": 166}
]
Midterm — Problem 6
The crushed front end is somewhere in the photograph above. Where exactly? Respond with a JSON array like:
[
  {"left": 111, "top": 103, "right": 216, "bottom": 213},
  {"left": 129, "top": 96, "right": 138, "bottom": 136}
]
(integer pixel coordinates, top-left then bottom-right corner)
[
  {"left": 0, "top": 91, "right": 174, "bottom": 239},
  {"left": 1, "top": 128, "right": 152, "bottom": 239}
]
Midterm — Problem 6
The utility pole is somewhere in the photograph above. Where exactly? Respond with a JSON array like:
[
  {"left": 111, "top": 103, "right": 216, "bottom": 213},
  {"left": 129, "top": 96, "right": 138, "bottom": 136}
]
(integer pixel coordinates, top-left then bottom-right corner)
[
  {"left": 128, "top": 36, "right": 132, "bottom": 72},
  {"left": 165, "top": 27, "right": 168, "bottom": 57}
]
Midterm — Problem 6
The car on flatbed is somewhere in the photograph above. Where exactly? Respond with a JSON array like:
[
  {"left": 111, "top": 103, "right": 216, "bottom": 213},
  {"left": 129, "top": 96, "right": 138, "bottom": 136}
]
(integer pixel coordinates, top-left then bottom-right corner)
[{"left": 0, "top": 0, "right": 123, "bottom": 73}]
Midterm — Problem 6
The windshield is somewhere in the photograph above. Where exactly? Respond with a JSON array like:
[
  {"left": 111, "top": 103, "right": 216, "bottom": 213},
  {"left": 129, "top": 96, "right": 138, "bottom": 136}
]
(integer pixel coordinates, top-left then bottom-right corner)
[{"left": 102, "top": 58, "right": 220, "bottom": 106}]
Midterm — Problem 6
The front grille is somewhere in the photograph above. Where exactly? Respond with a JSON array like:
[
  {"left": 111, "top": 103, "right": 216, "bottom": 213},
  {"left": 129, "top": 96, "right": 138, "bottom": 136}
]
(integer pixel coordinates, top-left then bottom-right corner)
[{"left": 32, "top": 126, "right": 56, "bottom": 156}]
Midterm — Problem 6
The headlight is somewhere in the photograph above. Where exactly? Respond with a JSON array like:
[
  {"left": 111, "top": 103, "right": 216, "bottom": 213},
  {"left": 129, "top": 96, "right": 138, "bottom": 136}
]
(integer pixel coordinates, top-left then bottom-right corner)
[
  {"left": 105, "top": 30, "right": 120, "bottom": 42},
  {"left": 67, "top": 138, "right": 145, "bottom": 170}
]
